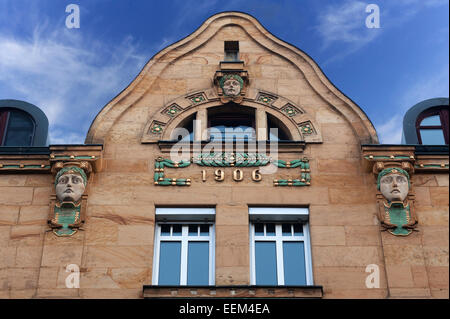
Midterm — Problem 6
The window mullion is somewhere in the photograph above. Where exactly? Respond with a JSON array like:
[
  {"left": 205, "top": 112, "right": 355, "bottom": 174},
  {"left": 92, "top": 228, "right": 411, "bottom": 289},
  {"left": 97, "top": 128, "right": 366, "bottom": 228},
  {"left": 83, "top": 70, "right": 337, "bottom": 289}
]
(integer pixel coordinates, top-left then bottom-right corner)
[
  {"left": 152, "top": 225, "right": 161, "bottom": 285},
  {"left": 180, "top": 226, "right": 188, "bottom": 285},
  {"left": 303, "top": 223, "right": 314, "bottom": 285},
  {"left": 250, "top": 224, "right": 256, "bottom": 285},
  {"left": 275, "top": 225, "right": 285, "bottom": 285}
]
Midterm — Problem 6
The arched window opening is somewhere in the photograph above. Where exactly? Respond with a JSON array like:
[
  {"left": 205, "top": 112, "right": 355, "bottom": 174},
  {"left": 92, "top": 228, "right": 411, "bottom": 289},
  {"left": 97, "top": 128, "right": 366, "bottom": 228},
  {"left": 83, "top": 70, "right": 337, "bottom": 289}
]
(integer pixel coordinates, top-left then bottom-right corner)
[
  {"left": 208, "top": 103, "right": 255, "bottom": 142},
  {"left": 416, "top": 106, "right": 449, "bottom": 145},
  {"left": 172, "top": 113, "right": 195, "bottom": 141},
  {"left": 267, "top": 113, "right": 292, "bottom": 141},
  {"left": 0, "top": 108, "right": 36, "bottom": 146}
]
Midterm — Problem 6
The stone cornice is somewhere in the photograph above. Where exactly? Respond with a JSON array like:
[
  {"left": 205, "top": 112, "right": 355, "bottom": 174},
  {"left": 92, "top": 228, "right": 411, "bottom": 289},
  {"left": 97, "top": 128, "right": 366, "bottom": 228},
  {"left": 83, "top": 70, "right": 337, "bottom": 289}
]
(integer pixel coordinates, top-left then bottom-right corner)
[{"left": 0, "top": 145, "right": 104, "bottom": 173}]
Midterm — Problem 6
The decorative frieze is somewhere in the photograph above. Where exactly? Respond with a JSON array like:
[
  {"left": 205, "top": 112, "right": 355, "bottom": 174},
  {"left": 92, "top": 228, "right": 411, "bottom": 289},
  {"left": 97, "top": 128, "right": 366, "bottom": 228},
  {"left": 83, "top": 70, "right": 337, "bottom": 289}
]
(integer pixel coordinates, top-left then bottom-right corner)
[{"left": 155, "top": 154, "right": 311, "bottom": 187}]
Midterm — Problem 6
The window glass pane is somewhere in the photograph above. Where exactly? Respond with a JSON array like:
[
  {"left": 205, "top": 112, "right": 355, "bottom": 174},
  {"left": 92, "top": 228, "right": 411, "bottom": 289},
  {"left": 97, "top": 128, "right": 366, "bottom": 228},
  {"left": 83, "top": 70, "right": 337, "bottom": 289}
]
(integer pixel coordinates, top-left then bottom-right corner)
[
  {"left": 200, "top": 224, "right": 209, "bottom": 236},
  {"left": 161, "top": 224, "right": 171, "bottom": 236},
  {"left": 189, "top": 224, "right": 198, "bottom": 236},
  {"left": 266, "top": 223, "right": 275, "bottom": 236},
  {"left": 172, "top": 224, "right": 182, "bottom": 236},
  {"left": 420, "top": 129, "right": 446, "bottom": 145},
  {"left": 282, "top": 223, "right": 292, "bottom": 236},
  {"left": 293, "top": 224, "right": 303, "bottom": 236},
  {"left": 283, "top": 242, "right": 307, "bottom": 285},
  {"left": 255, "top": 241, "right": 277, "bottom": 285},
  {"left": 421, "top": 115, "right": 441, "bottom": 126},
  {"left": 4, "top": 110, "right": 34, "bottom": 146},
  {"left": 187, "top": 242, "right": 209, "bottom": 285},
  {"left": 254, "top": 223, "right": 264, "bottom": 236},
  {"left": 158, "top": 241, "right": 181, "bottom": 285}
]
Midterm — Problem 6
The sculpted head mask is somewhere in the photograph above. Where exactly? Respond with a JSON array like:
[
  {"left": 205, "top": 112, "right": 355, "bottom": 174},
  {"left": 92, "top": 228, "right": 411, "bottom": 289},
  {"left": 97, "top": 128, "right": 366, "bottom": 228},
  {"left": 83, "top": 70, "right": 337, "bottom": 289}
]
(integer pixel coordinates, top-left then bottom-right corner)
[
  {"left": 219, "top": 74, "right": 243, "bottom": 97},
  {"left": 55, "top": 166, "right": 87, "bottom": 203},
  {"left": 377, "top": 168, "right": 410, "bottom": 203}
]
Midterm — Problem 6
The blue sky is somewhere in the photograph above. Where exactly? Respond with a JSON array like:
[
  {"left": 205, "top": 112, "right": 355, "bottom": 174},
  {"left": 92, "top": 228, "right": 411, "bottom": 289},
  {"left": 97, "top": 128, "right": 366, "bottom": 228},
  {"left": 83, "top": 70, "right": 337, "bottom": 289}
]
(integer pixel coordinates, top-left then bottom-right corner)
[{"left": 0, "top": 0, "right": 448, "bottom": 144}]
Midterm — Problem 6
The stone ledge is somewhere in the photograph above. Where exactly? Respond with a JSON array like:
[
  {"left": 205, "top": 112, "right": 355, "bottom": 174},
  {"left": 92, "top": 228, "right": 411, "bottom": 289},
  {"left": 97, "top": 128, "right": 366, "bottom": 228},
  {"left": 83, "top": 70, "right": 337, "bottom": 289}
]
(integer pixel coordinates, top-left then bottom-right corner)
[
  {"left": 157, "top": 140, "right": 306, "bottom": 154},
  {"left": 143, "top": 285, "right": 323, "bottom": 298}
]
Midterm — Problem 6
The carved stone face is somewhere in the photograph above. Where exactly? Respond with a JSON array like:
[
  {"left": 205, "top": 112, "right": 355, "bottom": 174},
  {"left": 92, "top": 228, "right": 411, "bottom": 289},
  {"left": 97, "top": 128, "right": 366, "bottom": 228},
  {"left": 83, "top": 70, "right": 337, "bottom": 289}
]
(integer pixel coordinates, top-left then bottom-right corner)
[
  {"left": 56, "top": 173, "right": 85, "bottom": 203},
  {"left": 380, "top": 173, "right": 409, "bottom": 202},
  {"left": 222, "top": 78, "right": 241, "bottom": 96}
]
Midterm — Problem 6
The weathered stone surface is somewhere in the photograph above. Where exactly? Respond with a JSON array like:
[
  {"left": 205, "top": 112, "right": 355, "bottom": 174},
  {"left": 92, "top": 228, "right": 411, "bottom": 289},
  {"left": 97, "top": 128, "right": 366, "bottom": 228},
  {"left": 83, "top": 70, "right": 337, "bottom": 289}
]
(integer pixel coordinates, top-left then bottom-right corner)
[
  {"left": 216, "top": 266, "right": 249, "bottom": 285},
  {"left": 385, "top": 265, "right": 414, "bottom": 288},
  {"left": 18, "top": 206, "right": 48, "bottom": 225},
  {"left": 84, "top": 246, "right": 153, "bottom": 268},
  {"left": 41, "top": 245, "right": 83, "bottom": 267},
  {"left": 313, "top": 246, "right": 382, "bottom": 267},
  {"left": 0, "top": 206, "right": 19, "bottom": 225},
  {"left": 0, "top": 187, "right": 33, "bottom": 205},
  {"left": 430, "top": 187, "right": 449, "bottom": 206},
  {"left": 344, "top": 226, "right": 381, "bottom": 246},
  {"left": 310, "top": 226, "right": 346, "bottom": 246}
]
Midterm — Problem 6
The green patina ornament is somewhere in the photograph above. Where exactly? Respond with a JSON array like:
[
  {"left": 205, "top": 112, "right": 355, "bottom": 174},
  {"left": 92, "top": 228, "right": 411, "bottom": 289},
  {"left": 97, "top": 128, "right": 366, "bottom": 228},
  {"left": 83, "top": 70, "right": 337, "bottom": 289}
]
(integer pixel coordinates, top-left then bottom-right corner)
[
  {"left": 52, "top": 203, "right": 81, "bottom": 236},
  {"left": 383, "top": 202, "right": 413, "bottom": 236}
]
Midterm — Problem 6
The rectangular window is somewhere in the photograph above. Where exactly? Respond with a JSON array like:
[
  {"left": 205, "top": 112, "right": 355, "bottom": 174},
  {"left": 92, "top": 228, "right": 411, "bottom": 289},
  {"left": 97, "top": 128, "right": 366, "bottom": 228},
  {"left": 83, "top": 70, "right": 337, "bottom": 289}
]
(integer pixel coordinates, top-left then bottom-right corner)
[
  {"left": 224, "top": 41, "right": 239, "bottom": 61},
  {"left": 249, "top": 208, "right": 313, "bottom": 286},
  {"left": 153, "top": 208, "right": 215, "bottom": 286}
]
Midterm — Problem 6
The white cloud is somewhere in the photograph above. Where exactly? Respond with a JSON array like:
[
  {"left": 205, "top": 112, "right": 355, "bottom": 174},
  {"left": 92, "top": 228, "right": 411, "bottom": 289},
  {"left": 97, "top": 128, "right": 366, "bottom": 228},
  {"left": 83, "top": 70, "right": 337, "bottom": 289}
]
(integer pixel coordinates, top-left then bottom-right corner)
[
  {"left": 315, "top": 0, "right": 448, "bottom": 63},
  {"left": 375, "top": 65, "right": 449, "bottom": 144},
  {"left": 0, "top": 24, "right": 147, "bottom": 144},
  {"left": 316, "top": 1, "right": 376, "bottom": 47},
  {"left": 376, "top": 114, "right": 404, "bottom": 144}
]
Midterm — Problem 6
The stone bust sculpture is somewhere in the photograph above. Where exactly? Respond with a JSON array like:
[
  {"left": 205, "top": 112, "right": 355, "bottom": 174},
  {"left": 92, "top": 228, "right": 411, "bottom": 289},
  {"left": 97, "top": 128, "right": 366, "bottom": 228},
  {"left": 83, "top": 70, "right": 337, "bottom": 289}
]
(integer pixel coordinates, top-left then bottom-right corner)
[
  {"left": 50, "top": 166, "right": 88, "bottom": 236},
  {"left": 378, "top": 169, "right": 409, "bottom": 203},
  {"left": 377, "top": 167, "right": 417, "bottom": 236},
  {"left": 219, "top": 74, "right": 243, "bottom": 97},
  {"left": 55, "top": 166, "right": 87, "bottom": 203}
]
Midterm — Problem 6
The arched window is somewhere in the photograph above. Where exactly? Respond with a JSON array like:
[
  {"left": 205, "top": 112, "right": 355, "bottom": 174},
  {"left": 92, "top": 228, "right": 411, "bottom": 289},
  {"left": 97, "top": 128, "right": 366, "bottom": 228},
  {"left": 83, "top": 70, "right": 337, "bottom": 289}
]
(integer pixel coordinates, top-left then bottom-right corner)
[
  {"left": 0, "top": 108, "right": 36, "bottom": 146},
  {"left": 416, "top": 106, "right": 449, "bottom": 145},
  {"left": 267, "top": 113, "right": 292, "bottom": 141},
  {"left": 208, "top": 104, "right": 255, "bottom": 142}
]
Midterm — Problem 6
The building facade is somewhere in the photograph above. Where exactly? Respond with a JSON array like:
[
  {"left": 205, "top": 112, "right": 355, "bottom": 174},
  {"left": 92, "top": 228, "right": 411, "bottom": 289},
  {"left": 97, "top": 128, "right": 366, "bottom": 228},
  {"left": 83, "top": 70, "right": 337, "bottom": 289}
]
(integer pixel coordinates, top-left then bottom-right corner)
[{"left": 0, "top": 12, "right": 448, "bottom": 299}]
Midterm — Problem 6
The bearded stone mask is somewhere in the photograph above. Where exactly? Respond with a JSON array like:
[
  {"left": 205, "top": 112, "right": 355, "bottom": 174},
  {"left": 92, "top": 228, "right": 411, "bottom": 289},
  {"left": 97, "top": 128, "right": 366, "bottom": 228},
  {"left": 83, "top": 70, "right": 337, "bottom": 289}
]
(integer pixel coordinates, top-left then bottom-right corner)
[
  {"left": 379, "top": 173, "right": 409, "bottom": 203},
  {"left": 55, "top": 169, "right": 86, "bottom": 203}
]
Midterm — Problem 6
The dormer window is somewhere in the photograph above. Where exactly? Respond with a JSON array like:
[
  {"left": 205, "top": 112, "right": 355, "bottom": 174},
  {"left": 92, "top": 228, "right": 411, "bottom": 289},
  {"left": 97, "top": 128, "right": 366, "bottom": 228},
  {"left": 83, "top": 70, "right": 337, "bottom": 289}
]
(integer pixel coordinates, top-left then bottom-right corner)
[
  {"left": 224, "top": 41, "right": 239, "bottom": 61},
  {"left": 416, "top": 106, "right": 449, "bottom": 145},
  {"left": 0, "top": 108, "right": 35, "bottom": 146}
]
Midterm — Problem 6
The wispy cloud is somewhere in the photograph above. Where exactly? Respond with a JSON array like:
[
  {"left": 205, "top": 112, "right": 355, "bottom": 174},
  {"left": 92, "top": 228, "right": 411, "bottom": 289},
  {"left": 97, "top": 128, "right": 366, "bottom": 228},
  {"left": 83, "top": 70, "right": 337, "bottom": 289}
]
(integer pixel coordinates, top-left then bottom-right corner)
[
  {"left": 375, "top": 65, "right": 449, "bottom": 144},
  {"left": 316, "top": 1, "right": 377, "bottom": 48},
  {"left": 0, "top": 22, "right": 147, "bottom": 144},
  {"left": 376, "top": 114, "right": 404, "bottom": 144},
  {"left": 314, "top": 0, "right": 448, "bottom": 63}
]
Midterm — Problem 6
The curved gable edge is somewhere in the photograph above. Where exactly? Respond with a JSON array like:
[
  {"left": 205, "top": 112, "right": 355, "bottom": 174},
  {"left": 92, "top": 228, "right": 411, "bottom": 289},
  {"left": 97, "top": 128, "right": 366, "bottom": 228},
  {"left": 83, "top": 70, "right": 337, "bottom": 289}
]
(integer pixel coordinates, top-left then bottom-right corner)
[{"left": 85, "top": 11, "right": 379, "bottom": 145}]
